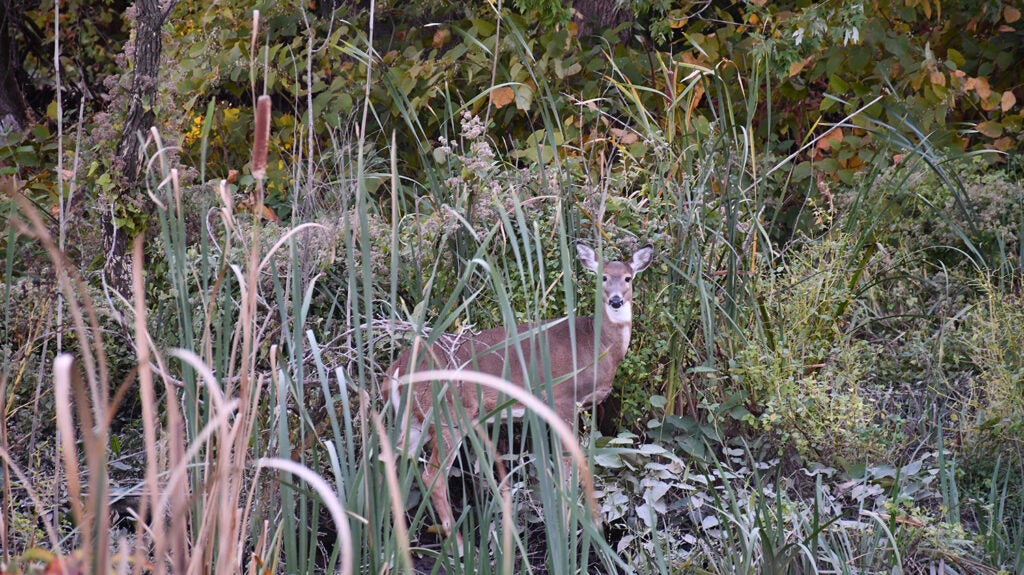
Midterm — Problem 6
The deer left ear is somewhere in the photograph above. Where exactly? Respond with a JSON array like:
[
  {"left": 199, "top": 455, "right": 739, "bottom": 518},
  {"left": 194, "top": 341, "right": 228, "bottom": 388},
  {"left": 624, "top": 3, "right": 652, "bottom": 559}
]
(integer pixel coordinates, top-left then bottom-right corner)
[{"left": 631, "top": 244, "right": 654, "bottom": 273}]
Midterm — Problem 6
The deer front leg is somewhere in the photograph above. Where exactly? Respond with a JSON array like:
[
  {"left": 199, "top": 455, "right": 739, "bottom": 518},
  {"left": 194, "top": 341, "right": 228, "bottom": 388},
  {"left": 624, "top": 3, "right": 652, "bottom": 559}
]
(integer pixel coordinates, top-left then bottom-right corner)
[{"left": 422, "top": 427, "right": 464, "bottom": 553}]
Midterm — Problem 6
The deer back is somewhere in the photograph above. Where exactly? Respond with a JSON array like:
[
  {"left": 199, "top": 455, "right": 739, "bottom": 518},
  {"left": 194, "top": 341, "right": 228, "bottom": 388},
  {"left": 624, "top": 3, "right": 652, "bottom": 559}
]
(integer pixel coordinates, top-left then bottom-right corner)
[{"left": 388, "top": 311, "right": 629, "bottom": 426}]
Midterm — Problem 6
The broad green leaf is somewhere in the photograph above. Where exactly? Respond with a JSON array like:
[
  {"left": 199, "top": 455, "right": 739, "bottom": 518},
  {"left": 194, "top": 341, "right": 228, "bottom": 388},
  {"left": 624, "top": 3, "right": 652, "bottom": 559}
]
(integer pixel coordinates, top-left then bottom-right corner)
[{"left": 977, "top": 120, "right": 1003, "bottom": 138}]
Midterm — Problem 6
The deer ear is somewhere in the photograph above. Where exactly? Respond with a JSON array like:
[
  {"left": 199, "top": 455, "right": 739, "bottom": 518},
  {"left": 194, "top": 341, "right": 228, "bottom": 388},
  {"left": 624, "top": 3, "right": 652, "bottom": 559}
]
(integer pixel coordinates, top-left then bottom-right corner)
[
  {"left": 631, "top": 244, "right": 654, "bottom": 273},
  {"left": 576, "top": 242, "right": 599, "bottom": 272}
]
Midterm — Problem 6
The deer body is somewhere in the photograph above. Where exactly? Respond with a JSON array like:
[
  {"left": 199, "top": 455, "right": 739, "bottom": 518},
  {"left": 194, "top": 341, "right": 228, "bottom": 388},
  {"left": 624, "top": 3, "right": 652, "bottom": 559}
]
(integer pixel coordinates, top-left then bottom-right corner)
[{"left": 385, "top": 242, "right": 654, "bottom": 546}]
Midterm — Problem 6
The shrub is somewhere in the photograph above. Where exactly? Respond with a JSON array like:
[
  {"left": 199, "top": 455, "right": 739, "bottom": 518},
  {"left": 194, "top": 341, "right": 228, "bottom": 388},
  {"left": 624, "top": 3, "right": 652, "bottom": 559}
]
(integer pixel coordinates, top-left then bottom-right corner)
[{"left": 728, "top": 233, "right": 894, "bottom": 467}]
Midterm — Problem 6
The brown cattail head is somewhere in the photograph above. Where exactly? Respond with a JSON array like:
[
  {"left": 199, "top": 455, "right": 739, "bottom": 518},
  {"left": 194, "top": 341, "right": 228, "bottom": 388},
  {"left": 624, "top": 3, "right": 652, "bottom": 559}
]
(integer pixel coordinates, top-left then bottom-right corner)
[{"left": 252, "top": 95, "right": 271, "bottom": 180}]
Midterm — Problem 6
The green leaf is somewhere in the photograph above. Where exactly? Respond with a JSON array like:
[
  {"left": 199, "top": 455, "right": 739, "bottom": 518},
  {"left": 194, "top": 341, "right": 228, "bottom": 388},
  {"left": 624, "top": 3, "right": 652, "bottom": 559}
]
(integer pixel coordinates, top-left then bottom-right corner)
[
  {"left": 638, "top": 443, "right": 666, "bottom": 455},
  {"left": 594, "top": 451, "right": 624, "bottom": 468},
  {"left": 792, "top": 160, "right": 812, "bottom": 182},
  {"left": 977, "top": 120, "right": 1003, "bottom": 138},
  {"left": 847, "top": 46, "right": 871, "bottom": 73},
  {"left": 828, "top": 74, "right": 850, "bottom": 93},
  {"left": 946, "top": 47, "right": 966, "bottom": 68}
]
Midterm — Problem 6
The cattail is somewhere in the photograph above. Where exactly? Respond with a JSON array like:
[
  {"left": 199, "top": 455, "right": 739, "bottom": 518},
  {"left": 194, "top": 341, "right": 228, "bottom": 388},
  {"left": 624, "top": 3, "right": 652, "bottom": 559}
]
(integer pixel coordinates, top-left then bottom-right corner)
[{"left": 252, "top": 94, "right": 271, "bottom": 180}]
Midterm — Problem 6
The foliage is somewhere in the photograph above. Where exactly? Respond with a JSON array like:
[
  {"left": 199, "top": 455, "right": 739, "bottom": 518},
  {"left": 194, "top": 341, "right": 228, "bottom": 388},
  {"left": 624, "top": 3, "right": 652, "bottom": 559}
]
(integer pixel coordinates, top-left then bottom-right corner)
[
  {"left": 843, "top": 155, "right": 1023, "bottom": 273},
  {"left": 3, "top": 0, "right": 1024, "bottom": 573},
  {"left": 721, "top": 232, "right": 884, "bottom": 467},
  {"left": 955, "top": 277, "right": 1024, "bottom": 453},
  {"left": 590, "top": 425, "right": 997, "bottom": 573}
]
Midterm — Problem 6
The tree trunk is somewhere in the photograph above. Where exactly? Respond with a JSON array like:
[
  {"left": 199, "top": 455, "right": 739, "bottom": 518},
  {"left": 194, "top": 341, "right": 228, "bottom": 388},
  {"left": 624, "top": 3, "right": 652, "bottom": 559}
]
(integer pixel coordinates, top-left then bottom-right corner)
[
  {"left": 0, "top": 0, "right": 28, "bottom": 134},
  {"left": 572, "top": 0, "right": 629, "bottom": 39},
  {"left": 105, "top": 0, "right": 177, "bottom": 294}
]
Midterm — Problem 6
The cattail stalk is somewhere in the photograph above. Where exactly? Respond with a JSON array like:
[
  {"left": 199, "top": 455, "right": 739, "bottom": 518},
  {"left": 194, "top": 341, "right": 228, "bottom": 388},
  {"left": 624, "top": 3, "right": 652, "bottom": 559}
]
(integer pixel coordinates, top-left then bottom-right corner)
[{"left": 252, "top": 95, "right": 271, "bottom": 180}]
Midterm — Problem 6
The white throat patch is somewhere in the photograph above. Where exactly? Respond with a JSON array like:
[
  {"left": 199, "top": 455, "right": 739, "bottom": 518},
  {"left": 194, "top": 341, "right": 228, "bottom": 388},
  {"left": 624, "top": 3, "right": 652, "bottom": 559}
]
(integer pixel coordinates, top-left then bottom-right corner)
[{"left": 605, "top": 300, "right": 632, "bottom": 324}]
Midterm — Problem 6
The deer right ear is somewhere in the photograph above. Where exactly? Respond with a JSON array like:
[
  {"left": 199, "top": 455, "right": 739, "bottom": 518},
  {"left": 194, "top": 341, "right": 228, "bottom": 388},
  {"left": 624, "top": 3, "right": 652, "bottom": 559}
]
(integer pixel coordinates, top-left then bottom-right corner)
[{"left": 576, "top": 242, "right": 599, "bottom": 272}]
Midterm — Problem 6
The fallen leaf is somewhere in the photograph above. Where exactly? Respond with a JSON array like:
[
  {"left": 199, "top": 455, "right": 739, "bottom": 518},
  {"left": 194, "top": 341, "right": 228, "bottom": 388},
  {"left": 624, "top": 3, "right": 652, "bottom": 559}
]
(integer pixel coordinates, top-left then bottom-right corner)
[
  {"left": 1005, "top": 6, "right": 1021, "bottom": 23},
  {"left": 257, "top": 203, "right": 280, "bottom": 222},
  {"left": 813, "top": 127, "right": 844, "bottom": 160},
  {"left": 490, "top": 86, "right": 515, "bottom": 109},
  {"left": 432, "top": 28, "right": 451, "bottom": 49},
  {"left": 993, "top": 136, "right": 1014, "bottom": 151},
  {"left": 236, "top": 200, "right": 281, "bottom": 222}
]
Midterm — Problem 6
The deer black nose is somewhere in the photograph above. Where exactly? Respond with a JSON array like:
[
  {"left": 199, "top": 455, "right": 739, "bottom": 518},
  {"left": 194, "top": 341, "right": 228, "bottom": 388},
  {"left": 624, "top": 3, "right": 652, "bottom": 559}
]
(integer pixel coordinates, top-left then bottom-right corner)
[{"left": 609, "top": 295, "right": 624, "bottom": 309}]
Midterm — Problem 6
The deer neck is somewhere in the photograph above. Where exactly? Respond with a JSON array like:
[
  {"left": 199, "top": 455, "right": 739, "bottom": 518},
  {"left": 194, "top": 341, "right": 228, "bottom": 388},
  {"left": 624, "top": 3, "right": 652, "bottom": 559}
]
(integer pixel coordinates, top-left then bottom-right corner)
[{"left": 597, "top": 300, "right": 633, "bottom": 359}]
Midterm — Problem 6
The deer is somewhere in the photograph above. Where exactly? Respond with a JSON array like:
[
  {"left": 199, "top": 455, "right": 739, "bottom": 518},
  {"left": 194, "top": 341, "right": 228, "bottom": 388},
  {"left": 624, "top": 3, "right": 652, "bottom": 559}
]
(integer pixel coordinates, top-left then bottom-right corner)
[{"left": 384, "top": 241, "right": 654, "bottom": 549}]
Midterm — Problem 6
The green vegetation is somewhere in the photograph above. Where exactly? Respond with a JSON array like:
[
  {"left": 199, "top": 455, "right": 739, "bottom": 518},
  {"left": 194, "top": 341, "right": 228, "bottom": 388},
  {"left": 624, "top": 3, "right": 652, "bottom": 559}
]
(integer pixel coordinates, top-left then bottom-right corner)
[{"left": 1, "top": 0, "right": 1022, "bottom": 573}]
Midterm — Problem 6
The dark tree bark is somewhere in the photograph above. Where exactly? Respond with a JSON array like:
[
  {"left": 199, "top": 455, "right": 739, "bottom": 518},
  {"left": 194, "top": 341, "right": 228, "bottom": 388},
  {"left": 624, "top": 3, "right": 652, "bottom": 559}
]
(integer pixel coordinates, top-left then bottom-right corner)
[
  {"left": 0, "top": 0, "right": 28, "bottom": 134},
  {"left": 573, "top": 0, "right": 630, "bottom": 39},
  {"left": 104, "top": 0, "right": 178, "bottom": 294}
]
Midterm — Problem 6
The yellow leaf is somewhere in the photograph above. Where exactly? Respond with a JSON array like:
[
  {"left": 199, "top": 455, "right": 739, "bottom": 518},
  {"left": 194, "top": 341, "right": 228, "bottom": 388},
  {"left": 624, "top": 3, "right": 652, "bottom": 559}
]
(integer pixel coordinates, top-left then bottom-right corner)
[
  {"left": 489, "top": 86, "right": 515, "bottom": 109},
  {"left": 748, "top": 12, "right": 760, "bottom": 25},
  {"left": 1005, "top": 6, "right": 1021, "bottom": 23},
  {"left": 1001, "top": 90, "right": 1017, "bottom": 112},
  {"left": 976, "top": 120, "right": 1003, "bottom": 138},
  {"left": 668, "top": 8, "right": 688, "bottom": 28},
  {"left": 788, "top": 60, "right": 805, "bottom": 77},
  {"left": 929, "top": 70, "right": 946, "bottom": 87}
]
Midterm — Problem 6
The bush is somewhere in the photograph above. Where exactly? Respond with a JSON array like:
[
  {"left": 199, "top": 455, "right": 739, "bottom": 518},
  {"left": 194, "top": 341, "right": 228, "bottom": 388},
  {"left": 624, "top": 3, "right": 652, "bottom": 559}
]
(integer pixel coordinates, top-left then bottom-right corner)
[
  {"left": 728, "top": 233, "right": 895, "bottom": 467},
  {"left": 955, "top": 277, "right": 1024, "bottom": 454}
]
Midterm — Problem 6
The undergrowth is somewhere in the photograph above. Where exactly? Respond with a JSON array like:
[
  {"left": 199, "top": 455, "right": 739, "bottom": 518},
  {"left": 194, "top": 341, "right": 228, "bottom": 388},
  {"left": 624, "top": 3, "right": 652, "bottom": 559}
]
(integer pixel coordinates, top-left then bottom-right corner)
[{"left": 1, "top": 3, "right": 1023, "bottom": 575}]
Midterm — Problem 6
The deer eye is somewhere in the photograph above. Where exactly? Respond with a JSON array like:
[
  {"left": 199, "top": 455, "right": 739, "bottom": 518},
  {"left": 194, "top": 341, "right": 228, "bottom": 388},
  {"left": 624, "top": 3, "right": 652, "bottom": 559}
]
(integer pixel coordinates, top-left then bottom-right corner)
[
  {"left": 602, "top": 275, "right": 608, "bottom": 282},
  {"left": 625, "top": 276, "right": 632, "bottom": 283}
]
